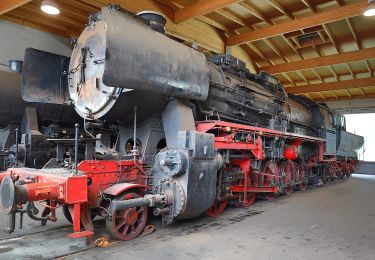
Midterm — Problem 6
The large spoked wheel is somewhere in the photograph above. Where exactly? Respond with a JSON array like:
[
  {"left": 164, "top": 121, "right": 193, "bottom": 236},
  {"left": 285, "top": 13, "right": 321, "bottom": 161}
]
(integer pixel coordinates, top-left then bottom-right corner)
[
  {"left": 297, "top": 161, "right": 308, "bottom": 191},
  {"left": 206, "top": 200, "right": 228, "bottom": 217},
  {"left": 261, "top": 161, "right": 279, "bottom": 201},
  {"left": 106, "top": 192, "right": 148, "bottom": 241},
  {"left": 280, "top": 160, "right": 295, "bottom": 195}
]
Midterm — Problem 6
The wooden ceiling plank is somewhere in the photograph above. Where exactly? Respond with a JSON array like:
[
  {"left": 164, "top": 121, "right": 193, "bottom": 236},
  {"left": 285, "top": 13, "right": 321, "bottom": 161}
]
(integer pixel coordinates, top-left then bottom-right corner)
[
  {"left": 359, "top": 88, "right": 366, "bottom": 96},
  {"left": 155, "top": 0, "right": 182, "bottom": 10},
  {"left": 301, "top": 0, "right": 317, "bottom": 13},
  {"left": 19, "top": 4, "right": 85, "bottom": 29},
  {"left": 282, "top": 36, "right": 304, "bottom": 59},
  {"left": 282, "top": 72, "right": 297, "bottom": 86},
  {"left": 227, "top": 1, "right": 367, "bottom": 46},
  {"left": 266, "top": 0, "right": 294, "bottom": 20},
  {"left": 263, "top": 38, "right": 288, "bottom": 62},
  {"left": 1, "top": 14, "right": 74, "bottom": 37},
  {"left": 0, "top": 0, "right": 31, "bottom": 15},
  {"left": 346, "top": 64, "right": 356, "bottom": 79},
  {"left": 312, "top": 45, "right": 322, "bottom": 57},
  {"left": 296, "top": 70, "right": 310, "bottom": 85},
  {"left": 238, "top": 1, "right": 272, "bottom": 24},
  {"left": 174, "top": 0, "right": 240, "bottom": 23},
  {"left": 322, "top": 24, "right": 340, "bottom": 53},
  {"left": 329, "top": 66, "right": 338, "bottom": 80},
  {"left": 44, "top": 0, "right": 92, "bottom": 20},
  {"left": 345, "top": 89, "right": 352, "bottom": 98},
  {"left": 365, "top": 60, "right": 374, "bottom": 77},
  {"left": 331, "top": 90, "right": 339, "bottom": 99},
  {"left": 317, "top": 92, "right": 326, "bottom": 100},
  {"left": 346, "top": 18, "right": 361, "bottom": 50},
  {"left": 260, "top": 47, "right": 375, "bottom": 74},
  {"left": 311, "top": 69, "right": 324, "bottom": 83},
  {"left": 335, "top": 0, "right": 343, "bottom": 6},
  {"left": 216, "top": 9, "right": 248, "bottom": 28},
  {"left": 8, "top": 8, "right": 82, "bottom": 34},
  {"left": 286, "top": 77, "right": 375, "bottom": 94},
  {"left": 247, "top": 42, "right": 273, "bottom": 65},
  {"left": 197, "top": 16, "right": 230, "bottom": 32},
  {"left": 70, "top": 0, "right": 103, "bottom": 10}
]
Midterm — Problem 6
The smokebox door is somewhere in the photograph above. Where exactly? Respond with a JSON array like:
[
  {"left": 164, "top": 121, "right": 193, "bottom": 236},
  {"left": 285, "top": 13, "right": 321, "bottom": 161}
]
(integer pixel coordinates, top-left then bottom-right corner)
[{"left": 22, "top": 48, "right": 69, "bottom": 104}]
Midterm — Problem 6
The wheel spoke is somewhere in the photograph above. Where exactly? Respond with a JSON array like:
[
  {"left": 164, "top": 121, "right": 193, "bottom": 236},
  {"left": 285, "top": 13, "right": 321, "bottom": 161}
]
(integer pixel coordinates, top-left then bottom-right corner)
[
  {"left": 122, "top": 224, "right": 130, "bottom": 235},
  {"left": 116, "top": 219, "right": 127, "bottom": 230}
]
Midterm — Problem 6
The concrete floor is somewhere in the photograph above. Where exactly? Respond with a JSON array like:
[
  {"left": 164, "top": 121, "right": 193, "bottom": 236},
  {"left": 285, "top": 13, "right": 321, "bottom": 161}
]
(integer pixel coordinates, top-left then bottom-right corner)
[
  {"left": 1, "top": 174, "right": 374, "bottom": 259},
  {"left": 65, "top": 174, "right": 375, "bottom": 260}
]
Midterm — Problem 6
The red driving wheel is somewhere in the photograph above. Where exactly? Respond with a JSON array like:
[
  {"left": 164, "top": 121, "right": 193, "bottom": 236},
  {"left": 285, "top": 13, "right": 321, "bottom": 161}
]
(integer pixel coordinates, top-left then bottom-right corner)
[
  {"left": 280, "top": 160, "right": 295, "bottom": 195},
  {"left": 297, "top": 161, "right": 308, "bottom": 191},
  {"left": 262, "top": 160, "right": 278, "bottom": 200}
]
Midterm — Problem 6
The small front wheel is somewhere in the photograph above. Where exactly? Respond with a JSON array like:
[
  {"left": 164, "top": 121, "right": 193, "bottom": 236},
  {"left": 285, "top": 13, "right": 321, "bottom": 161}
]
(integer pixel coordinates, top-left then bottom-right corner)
[{"left": 106, "top": 192, "right": 148, "bottom": 240}]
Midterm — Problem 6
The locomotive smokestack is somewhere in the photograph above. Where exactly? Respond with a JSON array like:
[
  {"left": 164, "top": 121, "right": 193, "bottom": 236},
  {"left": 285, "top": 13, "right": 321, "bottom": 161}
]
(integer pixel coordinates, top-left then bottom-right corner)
[{"left": 137, "top": 11, "right": 167, "bottom": 34}]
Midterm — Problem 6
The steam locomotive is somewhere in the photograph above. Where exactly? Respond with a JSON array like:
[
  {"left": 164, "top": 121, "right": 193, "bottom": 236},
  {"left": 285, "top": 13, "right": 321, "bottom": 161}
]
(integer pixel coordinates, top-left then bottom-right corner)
[{"left": 0, "top": 5, "right": 363, "bottom": 241}]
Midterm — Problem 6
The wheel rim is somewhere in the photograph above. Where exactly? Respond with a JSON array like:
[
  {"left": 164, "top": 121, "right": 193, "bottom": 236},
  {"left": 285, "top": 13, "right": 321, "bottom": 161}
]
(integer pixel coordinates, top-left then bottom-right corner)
[
  {"left": 206, "top": 200, "right": 228, "bottom": 217},
  {"left": 106, "top": 192, "right": 148, "bottom": 240}
]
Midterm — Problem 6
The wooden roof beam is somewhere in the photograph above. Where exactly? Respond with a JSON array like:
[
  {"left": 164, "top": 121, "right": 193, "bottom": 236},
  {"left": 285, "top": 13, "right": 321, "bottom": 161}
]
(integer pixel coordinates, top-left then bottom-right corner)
[
  {"left": 174, "top": 0, "right": 240, "bottom": 23},
  {"left": 227, "top": 1, "right": 367, "bottom": 46},
  {"left": 285, "top": 77, "right": 375, "bottom": 94},
  {"left": 260, "top": 47, "right": 375, "bottom": 74},
  {"left": 313, "top": 93, "right": 375, "bottom": 102},
  {"left": 0, "top": 0, "right": 31, "bottom": 15}
]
